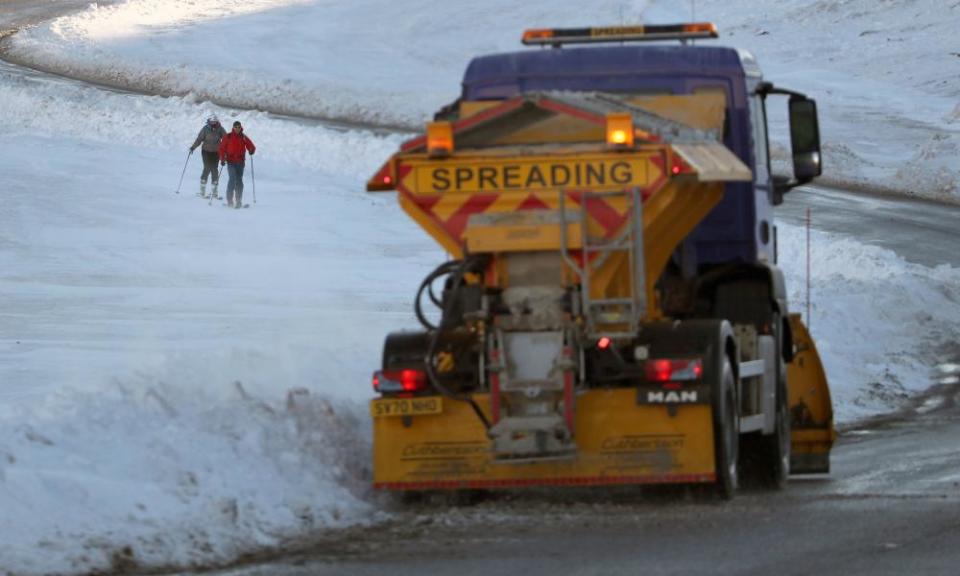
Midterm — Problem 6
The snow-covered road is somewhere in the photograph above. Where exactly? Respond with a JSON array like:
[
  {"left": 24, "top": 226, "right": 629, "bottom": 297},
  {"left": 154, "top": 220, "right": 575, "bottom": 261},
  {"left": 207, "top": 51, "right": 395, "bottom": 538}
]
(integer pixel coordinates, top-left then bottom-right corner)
[{"left": 1, "top": 1, "right": 959, "bottom": 574}]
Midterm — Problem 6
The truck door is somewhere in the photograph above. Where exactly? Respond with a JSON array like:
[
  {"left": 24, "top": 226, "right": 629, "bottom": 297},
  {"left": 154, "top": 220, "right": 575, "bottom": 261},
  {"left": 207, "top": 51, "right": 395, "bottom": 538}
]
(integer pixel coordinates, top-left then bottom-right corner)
[{"left": 749, "top": 92, "right": 775, "bottom": 259}]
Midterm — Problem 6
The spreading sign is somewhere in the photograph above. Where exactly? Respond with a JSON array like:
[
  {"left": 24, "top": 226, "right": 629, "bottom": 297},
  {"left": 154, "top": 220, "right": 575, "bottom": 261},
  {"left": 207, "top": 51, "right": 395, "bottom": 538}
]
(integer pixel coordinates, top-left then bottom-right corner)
[{"left": 403, "top": 154, "right": 656, "bottom": 195}]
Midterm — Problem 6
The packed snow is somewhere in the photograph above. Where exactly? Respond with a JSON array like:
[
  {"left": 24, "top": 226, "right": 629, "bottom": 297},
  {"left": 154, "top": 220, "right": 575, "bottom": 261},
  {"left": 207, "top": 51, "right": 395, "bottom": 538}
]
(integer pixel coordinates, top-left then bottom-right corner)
[
  {"left": 1, "top": 0, "right": 959, "bottom": 574},
  {"left": 778, "top": 224, "right": 960, "bottom": 419}
]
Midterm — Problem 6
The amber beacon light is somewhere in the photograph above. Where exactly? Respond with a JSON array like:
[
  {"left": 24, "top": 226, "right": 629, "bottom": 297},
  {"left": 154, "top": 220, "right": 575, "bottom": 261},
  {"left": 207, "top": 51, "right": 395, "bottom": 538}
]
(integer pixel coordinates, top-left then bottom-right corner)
[
  {"left": 522, "top": 23, "right": 719, "bottom": 46},
  {"left": 606, "top": 113, "right": 635, "bottom": 149},
  {"left": 426, "top": 121, "right": 454, "bottom": 157}
]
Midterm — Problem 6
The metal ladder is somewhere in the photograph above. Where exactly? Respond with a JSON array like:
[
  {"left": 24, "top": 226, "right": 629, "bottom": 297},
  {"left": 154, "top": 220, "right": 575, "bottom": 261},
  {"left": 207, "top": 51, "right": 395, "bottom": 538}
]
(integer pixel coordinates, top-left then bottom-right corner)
[{"left": 559, "top": 188, "right": 646, "bottom": 341}]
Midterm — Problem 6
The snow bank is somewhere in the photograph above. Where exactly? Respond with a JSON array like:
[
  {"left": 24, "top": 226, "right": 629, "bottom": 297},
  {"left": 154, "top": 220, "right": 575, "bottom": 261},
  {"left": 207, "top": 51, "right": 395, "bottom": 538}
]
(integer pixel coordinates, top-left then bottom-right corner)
[
  {"left": 8, "top": 0, "right": 958, "bottom": 201},
  {"left": 0, "top": 378, "right": 375, "bottom": 575},
  {"left": 778, "top": 223, "right": 960, "bottom": 422}
]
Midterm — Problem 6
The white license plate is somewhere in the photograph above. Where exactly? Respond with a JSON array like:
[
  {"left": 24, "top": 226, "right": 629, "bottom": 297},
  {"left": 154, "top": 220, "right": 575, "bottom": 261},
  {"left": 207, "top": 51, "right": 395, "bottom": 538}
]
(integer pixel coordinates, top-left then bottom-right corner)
[{"left": 370, "top": 397, "right": 443, "bottom": 418}]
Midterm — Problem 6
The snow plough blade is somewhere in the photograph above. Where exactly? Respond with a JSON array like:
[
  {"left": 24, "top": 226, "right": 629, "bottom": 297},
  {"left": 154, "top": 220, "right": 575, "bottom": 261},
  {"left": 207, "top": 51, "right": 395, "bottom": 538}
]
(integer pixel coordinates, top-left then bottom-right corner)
[{"left": 787, "top": 313, "right": 835, "bottom": 474}]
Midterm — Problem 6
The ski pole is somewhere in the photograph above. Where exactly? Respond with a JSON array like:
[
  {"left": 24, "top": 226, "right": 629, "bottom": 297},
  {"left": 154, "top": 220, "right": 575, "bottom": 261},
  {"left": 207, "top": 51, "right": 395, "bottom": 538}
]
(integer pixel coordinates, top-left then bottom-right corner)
[
  {"left": 250, "top": 154, "right": 257, "bottom": 204},
  {"left": 175, "top": 149, "right": 192, "bottom": 194},
  {"left": 210, "top": 163, "right": 224, "bottom": 206}
]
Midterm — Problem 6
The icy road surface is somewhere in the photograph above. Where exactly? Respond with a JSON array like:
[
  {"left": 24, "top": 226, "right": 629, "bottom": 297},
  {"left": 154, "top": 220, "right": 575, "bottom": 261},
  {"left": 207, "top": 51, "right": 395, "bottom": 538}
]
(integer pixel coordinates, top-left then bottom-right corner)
[
  {"left": 780, "top": 185, "right": 960, "bottom": 269},
  {"left": 205, "top": 379, "right": 960, "bottom": 576}
]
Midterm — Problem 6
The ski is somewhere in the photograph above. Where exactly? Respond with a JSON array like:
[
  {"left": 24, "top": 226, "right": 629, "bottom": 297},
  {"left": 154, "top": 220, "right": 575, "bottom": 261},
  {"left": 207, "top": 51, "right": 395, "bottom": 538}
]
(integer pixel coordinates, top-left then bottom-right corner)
[{"left": 222, "top": 203, "right": 250, "bottom": 209}]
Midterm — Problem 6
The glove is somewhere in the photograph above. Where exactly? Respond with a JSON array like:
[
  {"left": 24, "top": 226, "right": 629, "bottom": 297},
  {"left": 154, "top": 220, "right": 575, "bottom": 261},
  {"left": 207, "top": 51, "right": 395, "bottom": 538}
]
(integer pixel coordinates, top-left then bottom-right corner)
[
  {"left": 220, "top": 160, "right": 225, "bottom": 166},
  {"left": 189, "top": 146, "right": 195, "bottom": 153},
  {"left": 249, "top": 150, "right": 255, "bottom": 156}
]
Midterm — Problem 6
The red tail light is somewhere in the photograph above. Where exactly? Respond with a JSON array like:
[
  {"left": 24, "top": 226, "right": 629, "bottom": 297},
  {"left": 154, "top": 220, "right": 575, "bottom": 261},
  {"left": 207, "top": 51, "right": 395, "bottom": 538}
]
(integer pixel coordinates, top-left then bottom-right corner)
[
  {"left": 373, "top": 369, "right": 428, "bottom": 393},
  {"left": 366, "top": 161, "right": 396, "bottom": 191},
  {"left": 645, "top": 359, "right": 703, "bottom": 383}
]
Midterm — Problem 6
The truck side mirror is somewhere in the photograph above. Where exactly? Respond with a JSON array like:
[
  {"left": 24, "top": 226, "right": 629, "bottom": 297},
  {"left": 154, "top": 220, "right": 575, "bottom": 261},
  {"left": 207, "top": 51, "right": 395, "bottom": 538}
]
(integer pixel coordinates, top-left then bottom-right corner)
[{"left": 789, "top": 97, "right": 822, "bottom": 182}]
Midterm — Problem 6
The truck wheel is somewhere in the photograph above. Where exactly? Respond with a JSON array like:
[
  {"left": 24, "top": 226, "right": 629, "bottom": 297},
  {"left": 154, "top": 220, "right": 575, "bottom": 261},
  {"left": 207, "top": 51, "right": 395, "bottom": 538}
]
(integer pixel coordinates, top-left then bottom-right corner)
[
  {"left": 744, "top": 312, "right": 791, "bottom": 490},
  {"left": 742, "top": 314, "right": 791, "bottom": 490},
  {"left": 714, "top": 353, "right": 739, "bottom": 500},
  {"left": 756, "top": 368, "right": 791, "bottom": 489}
]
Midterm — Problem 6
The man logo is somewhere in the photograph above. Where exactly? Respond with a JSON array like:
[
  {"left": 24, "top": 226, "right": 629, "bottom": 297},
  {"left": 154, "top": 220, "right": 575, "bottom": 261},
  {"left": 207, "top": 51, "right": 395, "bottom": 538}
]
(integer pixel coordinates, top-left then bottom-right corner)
[{"left": 647, "top": 390, "right": 699, "bottom": 404}]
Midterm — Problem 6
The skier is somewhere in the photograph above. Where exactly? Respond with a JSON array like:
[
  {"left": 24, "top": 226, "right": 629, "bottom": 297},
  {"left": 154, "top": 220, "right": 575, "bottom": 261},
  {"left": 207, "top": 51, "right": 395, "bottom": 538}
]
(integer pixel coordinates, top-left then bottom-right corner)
[
  {"left": 189, "top": 114, "right": 227, "bottom": 198},
  {"left": 219, "top": 120, "right": 256, "bottom": 208}
]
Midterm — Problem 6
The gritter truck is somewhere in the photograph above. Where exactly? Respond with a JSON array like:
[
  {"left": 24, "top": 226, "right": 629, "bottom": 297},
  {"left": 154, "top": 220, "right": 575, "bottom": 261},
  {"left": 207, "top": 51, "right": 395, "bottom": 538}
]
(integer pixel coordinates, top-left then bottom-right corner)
[{"left": 366, "top": 23, "right": 834, "bottom": 499}]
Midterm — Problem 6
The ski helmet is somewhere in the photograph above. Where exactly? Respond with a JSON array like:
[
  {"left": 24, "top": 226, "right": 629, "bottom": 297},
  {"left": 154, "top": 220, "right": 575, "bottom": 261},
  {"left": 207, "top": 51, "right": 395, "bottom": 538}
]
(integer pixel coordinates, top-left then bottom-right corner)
[{"left": 207, "top": 114, "right": 219, "bottom": 125}]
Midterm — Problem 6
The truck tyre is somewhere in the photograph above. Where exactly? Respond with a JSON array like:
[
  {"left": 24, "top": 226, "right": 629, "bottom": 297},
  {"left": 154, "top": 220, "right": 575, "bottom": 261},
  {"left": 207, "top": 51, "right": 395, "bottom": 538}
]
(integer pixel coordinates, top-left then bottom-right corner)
[
  {"left": 755, "top": 367, "right": 791, "bottom": 489},
  {"left": 741, "top": 314, "right": 791, "bottom": 489},
  {"left": 714, "top": 352, "right": 739, "bottom": 500},
  {"left": 760, "top": 311, "right": 791, "bottom": 488}
]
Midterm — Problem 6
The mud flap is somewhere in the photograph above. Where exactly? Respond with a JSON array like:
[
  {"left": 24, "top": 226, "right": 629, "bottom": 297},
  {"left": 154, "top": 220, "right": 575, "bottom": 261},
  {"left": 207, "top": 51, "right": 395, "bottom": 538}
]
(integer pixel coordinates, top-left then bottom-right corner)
[{"left": 786, "top": 313, "right": 835, "bottom": 474}]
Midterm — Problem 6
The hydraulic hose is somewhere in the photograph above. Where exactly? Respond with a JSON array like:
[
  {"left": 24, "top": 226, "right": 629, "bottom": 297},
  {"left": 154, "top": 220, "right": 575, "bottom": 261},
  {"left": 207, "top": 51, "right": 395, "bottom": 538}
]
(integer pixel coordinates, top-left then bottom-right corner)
[
  {"left": 416, "top": 256, "right": 492, "bottom": 430},
  {"left": 414, "top": 260, "right": 461, "bottom": 331}
]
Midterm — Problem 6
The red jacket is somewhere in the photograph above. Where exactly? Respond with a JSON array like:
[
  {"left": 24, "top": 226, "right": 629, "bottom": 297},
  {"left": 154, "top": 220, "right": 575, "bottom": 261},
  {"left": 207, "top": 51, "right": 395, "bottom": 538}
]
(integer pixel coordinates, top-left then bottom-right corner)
[{"left": 219, "top": 131, "right": 256, "bottom": 164}]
